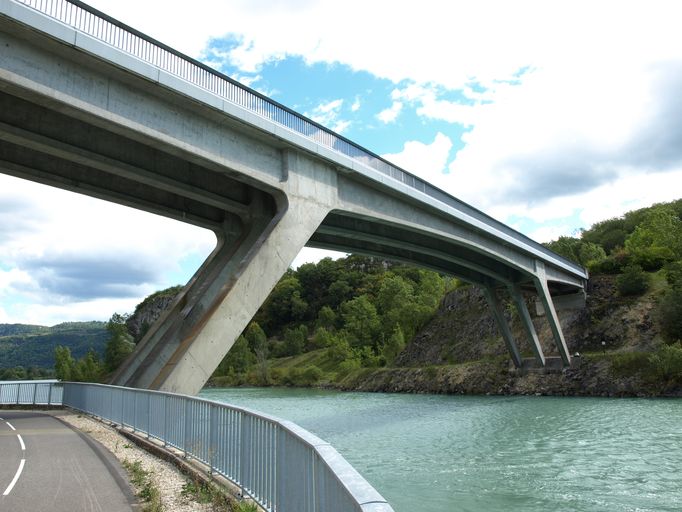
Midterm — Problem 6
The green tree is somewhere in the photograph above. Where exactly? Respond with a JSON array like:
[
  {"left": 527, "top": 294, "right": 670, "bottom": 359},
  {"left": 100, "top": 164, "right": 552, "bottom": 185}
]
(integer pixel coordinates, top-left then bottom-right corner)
[
  {"left": 54, "top": 345, "right": 76, "bottom": 381},
  {"left": 340, "top": 295, "right": 381, "bottom": 347},
  {"left": 376, "top": 275, "right": 414, "bottom": 337},
  {"left": 76, "top": 349, "right": 104, "bottom": 382},
  {"left": 104, "top": 313, "right": 135, "bottom": 372},
  {"left": 382, "top": 324, "right": 406, "bottom": 364},
  {"left": 282, "top": 325, "right": 307, "bottom": 357},
  {"left": 326, "top": 332, "right": 354, "bottom": 363},
  {"left": 617, "top": 264, "right": 649, "bottom": 296},
  {"left": 311, "top": 326, "right": 334, "bottom": 349},
  {"left": 244, "top": 322, "right": 269, "bottom": 384},
  {"left": 215, "top": 335, "right": 255, "bottom": 375},
  {"left": 263, "top": 276, "right": 307, "bottom": 329},
  {"left": 659, "top": 288, "right": 682, "bottom": 342},
  {"left": 625, "top": 206, "right": 682, "bottom": 269},
  {"left": 245, "top": 322, "right": 267, "bottom": 353},
  {"left": 316, "top": 305, "right": 337, "bottom": 331}
]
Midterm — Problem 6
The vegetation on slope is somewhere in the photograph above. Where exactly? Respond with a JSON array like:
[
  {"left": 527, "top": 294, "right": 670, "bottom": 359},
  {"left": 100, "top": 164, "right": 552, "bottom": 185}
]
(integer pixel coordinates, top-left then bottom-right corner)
[
  {"left": 0, "top": 321, "right": 107, "bottom": 379},
  {"left": 210, "top": 199, "right": 682, "bottom": 395}
]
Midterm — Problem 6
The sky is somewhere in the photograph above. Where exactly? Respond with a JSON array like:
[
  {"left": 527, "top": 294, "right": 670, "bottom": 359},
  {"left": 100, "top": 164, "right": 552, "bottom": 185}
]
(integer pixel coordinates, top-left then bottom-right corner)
[{"left": 2, "top": 0, "right": 682, "bottom": 325}]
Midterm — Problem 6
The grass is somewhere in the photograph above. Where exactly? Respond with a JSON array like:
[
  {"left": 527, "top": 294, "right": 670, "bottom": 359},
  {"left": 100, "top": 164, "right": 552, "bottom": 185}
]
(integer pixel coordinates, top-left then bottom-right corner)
[
  {"left": 121, "top": 459, "right": 163, "bottom": 512},
  {"left": 180, "top": 479, "right": 232, "bottom": 509}
]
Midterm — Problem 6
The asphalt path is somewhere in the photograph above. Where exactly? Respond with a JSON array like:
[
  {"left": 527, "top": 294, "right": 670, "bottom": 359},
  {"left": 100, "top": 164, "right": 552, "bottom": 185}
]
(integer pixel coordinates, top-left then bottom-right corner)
[{"left": 0, "top": 410, "right": 136, "bottom": 512}]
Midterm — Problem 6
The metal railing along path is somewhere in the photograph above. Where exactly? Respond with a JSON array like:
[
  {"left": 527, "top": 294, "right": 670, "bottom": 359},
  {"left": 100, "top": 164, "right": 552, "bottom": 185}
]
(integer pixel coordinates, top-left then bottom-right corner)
[
  {"left": 0, "top": 380, "right": 63, "bottom": 405},
  {"left": 63, "top": 382, "right": 393, "bottom": 512},
  {"left": 8, "top": 0, "right": 585, "bottom": 277}
]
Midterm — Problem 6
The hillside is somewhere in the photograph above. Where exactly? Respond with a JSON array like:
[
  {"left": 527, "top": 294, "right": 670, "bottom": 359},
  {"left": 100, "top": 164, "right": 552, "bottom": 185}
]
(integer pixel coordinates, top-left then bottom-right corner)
[
  {"left": 0, "top": 321, "right": 108, "bottom": 370},
  {"left": 208, "top": 199, "right": 682, "bottom": 396}
]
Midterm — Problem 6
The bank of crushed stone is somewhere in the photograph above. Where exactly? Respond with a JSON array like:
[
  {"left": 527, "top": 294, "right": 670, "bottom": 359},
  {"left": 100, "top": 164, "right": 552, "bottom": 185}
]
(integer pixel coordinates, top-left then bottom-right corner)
[{"left": 57, "top": 411, "right": 213, "bottom": 512}]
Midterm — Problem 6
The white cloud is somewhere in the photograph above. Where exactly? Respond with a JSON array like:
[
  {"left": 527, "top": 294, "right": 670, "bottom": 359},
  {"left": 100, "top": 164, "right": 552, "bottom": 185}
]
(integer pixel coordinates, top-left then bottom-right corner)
[
  {"left": 382, "top": 133, "right": 453, "bottom": 187},
  {"left": 291, "top": 247, "right": 346, "bottom": 269},
  {"left": 0, "top": 175, "right": 215, "bottom": 323},
  {"left": 527, "top": 225, "right": 575, "bottom": 244},
  {"left": 307, "top": 99, "right": 350, "bottom": 133},
  {"left": 351, "top": 97, "right": 361, "bottom": 112},
  {"left": 377, "top": 101, "right": 403, "bottom": 123}
]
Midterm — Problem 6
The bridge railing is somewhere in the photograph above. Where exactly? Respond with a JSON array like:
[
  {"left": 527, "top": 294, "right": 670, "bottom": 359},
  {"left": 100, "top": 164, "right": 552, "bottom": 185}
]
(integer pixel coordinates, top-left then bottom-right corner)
[
  {"left": 0, "top": 380, "right": 63, "bottom": 405},
  {"left": 62, "top": 382, "right": 392, "bottom": 512},
  {"left": 10, "top": 0, "right": 585, "bottom": 277}
]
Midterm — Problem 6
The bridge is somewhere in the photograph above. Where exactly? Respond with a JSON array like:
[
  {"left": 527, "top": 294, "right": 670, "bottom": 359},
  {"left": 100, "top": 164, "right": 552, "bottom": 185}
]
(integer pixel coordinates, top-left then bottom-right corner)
[{"left": 0, "top": 0, "right": 587, "bottom": 395}]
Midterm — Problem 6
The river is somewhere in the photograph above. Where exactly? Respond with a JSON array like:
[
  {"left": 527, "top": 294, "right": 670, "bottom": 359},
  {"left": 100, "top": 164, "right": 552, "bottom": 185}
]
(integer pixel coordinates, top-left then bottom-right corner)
[{"left": 200, "top": 387, "right": 681, "bottom": 512}]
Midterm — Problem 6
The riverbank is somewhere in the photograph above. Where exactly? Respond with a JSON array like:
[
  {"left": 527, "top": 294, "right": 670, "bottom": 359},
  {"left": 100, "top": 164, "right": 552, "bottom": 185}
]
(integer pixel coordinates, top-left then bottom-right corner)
[
  {"left": 208, "top": 350, "right": 682, "bottom": 398},
  {"left": 331, "top": 354, "right": 682, "bottom": 398}
]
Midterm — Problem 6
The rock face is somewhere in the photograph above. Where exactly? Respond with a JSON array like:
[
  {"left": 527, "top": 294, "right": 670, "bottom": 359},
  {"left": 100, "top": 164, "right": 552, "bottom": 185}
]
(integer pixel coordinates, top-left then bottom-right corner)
[
  {"left": 396, "top": 275, "right": 660, "bottom": 368},
  {"left": 126, "top": 286, "right": 182, "bottom": 342},
  {"left": 347, "top": 275, "right": 678, "bottom": 397}
]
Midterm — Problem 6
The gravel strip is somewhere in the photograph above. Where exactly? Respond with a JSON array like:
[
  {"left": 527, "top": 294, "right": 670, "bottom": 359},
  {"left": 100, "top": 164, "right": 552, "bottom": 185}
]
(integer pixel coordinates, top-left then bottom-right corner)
[{"left": 57, "top": 410, "right": 213, "bottom": 512}]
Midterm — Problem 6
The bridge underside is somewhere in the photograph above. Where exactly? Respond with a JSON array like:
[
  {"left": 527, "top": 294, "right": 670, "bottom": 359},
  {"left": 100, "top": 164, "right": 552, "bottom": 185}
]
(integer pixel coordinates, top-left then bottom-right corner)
[{"left": 0, "top": 6, "right": 586, "bottom": 394}]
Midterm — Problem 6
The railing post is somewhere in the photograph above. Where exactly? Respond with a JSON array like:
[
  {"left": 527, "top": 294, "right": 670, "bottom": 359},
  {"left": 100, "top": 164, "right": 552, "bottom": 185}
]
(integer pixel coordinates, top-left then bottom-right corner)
[
  {"left": 183, "top": 398, "right": 190, "bottom": 458},
  {"left": 32, "top": 382, "right": 38, "bottom": 405},
  {"left": 162, "top": 393, "right": 168, "bottom": 447},
  {"left": 47, "top": 383, "right": 53, "bottom": 406},
  {"left": 209, "top": 404, "right": 216, "bottom": 474},
  {"left": 15, "top": 383, "right": 20, "bottom": 404}
]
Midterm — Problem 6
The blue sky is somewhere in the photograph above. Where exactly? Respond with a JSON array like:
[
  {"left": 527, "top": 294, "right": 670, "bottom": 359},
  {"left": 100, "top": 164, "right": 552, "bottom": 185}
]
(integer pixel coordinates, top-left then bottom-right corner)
[{"left": 2, "top": 0, "right": 682, "bottom": 324}]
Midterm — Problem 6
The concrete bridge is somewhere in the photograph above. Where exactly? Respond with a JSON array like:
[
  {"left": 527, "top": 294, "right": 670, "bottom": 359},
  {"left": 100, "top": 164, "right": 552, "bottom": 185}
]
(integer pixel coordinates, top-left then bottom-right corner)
[{"left": 0, "top": 0, "right": 587, "bottom": 395}]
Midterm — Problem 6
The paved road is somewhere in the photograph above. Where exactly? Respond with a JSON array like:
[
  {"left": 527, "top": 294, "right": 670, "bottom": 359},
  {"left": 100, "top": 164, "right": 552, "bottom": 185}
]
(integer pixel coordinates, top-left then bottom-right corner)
[{"left": 0, "top": 410, "right": 136, "bottom": 512}]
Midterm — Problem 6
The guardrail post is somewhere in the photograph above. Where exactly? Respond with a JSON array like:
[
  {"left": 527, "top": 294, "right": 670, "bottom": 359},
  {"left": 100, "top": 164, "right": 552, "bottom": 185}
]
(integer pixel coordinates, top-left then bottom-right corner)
[
  {"left": 163, "top": 393, "right": 168, "bottom": 447},
  {"left": 183, "top": 398, "right": 189, "bottom": 458},
  {"left": 32, "top": 383, "right": 38, "bottom": 404},
  {"left": 15, "top": 383, "right": 21, "bottom": 404},
  {"left": 47, "top": 383, "right": 53, "bottom": 405},
  {"left": 209, "top": 404, "right": 216, "bottom": 475}
]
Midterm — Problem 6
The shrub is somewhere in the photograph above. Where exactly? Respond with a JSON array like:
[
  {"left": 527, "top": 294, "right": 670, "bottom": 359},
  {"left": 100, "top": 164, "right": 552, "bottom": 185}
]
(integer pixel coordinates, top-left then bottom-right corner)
[
  {"left": 326, "top": 333, "right": 353, "bottom": 363},
  {"left": 648, "top": 343, "right": 682, "bottom": 383},
  {"left": 335, "top": 358, "right": 361, "bottom": 379},
  {"left": 588, "top": 255, "right": 624, "bottom": 274},
  {"left": 658, "top": 288, "right": 682, "bottom": 342},
  {"left": 284, "top": 365, "right": 323, "bottom": 386},
  {"left": 311, "top": 326, "right": 334, "bottom": 349},
  {"left": 611, "top": 351, "right": 650, "bottom": 377},
  {"left": 301, "top": 365, "right": 323, "bottom": 385},
  {"left": 617, "top": 264, "right": 649, "bottom": 296}
]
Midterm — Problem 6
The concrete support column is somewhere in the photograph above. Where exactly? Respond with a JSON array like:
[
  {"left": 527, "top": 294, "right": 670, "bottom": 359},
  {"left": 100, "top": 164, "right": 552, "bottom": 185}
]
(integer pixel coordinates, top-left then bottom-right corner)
[
  {"left": 154, "top": 197, "right": 330, "bottom": 394},
  {"left": 483, "top": 285, "right": 523, "bottom": 368},
  {"left": 508, "top": 283, "right": 545, "bottom": 366},
  {"left": 533, "top": 261, "right": 571, "bottom": 366}
]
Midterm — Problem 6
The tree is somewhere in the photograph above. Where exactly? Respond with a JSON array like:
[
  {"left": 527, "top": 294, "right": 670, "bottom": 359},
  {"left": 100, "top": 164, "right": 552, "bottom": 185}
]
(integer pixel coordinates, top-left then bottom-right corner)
[
  {"left": 245, "top": 322, "right": 267, "bottom": 353},
  {"left": 54, "top": 345, "right": 76, "bottom": 381},
  {"left": 104, "top": 313, "right": 135, "bottom": 372},
  {"left": 316, "top": 306, "right": 337, "bottom": 331},
  {"left": 659, "top": 288, "right": 682, "bottom": 342},
  {"left": 617, "top": 264, "right": 649, "bottom": 296},
  {"left": 76, "top": 349, "right": 103, "bottom": 382},
  {"left": 245, "top": 322, "right": 269, "bottom": 384},
  {"left": 282, "top": 325, "right": 307, "bottom": 357},
  {"left": 625, "top": 206, "right": 682, "bottom": 269},
  {"left": 340, "top": 295, "right": 381, "bottom": 347},
  {"left": 382, "top": 324, "right": 406, "bottom": 364},
  {"left": 215, "top": 335, "right": 254, "bottom": 375},
  {"left": 262, "top": 276, "right": 307, "bottom": 329}
]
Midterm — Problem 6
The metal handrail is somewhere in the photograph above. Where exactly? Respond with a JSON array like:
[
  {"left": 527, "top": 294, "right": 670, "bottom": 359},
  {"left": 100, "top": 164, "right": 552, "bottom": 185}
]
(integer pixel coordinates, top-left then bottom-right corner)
[
  {"left": 0, "top": 380, "right": 63, "bottom": 405},
  {"left": 11, "top": 0, "right": 585, "bottom": 277},
  {"left": 63, "top": 382, "right": 393, "bottom": 512}
]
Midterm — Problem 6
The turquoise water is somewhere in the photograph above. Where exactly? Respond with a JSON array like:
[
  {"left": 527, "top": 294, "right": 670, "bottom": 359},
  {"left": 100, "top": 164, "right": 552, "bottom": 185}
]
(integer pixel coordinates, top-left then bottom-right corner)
[{"left": 200, "top": 388, "right": 682, "bottom": 512}]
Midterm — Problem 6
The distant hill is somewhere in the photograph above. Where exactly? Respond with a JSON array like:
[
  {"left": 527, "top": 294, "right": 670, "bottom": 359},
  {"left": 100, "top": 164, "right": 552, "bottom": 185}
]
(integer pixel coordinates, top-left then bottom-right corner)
[{"left": 0, "top": 321, "right": 108, "bottom": 369}]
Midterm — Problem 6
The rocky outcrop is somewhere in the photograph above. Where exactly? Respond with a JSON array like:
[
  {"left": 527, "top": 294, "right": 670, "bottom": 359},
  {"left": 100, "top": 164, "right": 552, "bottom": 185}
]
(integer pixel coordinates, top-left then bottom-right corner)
[
  {"left": 396, "top": 275, "right": 660, "bottom": 368},
  {"left": 126, "top": 286, "right": 182, "bottom": 342},
  {"left": 342, "top": 275, "right": 678, "bottom": 397}
]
